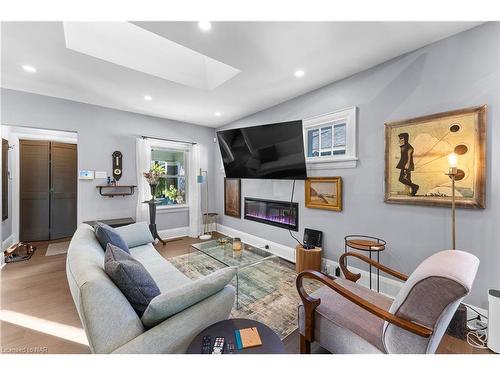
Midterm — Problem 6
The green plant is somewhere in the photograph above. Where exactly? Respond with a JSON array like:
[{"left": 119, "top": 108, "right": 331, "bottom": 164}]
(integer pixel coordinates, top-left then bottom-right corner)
[{"left": 165, "top": 185, "right": 178, "bottom": 201}]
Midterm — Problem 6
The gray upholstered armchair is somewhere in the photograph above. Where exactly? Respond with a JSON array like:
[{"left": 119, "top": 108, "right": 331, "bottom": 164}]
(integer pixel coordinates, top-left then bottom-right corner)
[{"left": 297, "top": 250, "right": 479, "bottom": 354}]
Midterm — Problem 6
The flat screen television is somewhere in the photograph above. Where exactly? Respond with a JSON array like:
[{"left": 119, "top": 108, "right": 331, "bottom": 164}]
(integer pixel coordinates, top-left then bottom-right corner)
[{"left": 217, "top": 120, "right": 307, "bottom": 179}]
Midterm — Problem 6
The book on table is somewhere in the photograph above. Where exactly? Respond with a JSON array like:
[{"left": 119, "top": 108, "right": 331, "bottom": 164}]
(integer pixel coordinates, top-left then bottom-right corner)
[{"left": 234, "top": 327, "right": 262, "bottom": 349}]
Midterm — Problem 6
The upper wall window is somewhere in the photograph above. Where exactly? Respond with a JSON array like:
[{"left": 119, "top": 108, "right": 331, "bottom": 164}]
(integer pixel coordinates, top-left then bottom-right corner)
[
  {"left": 303, "top": 106, "right": 358, "bottom": 169},
  {"left": 151, "top": 148, "right": 187, "bottom": 206}
]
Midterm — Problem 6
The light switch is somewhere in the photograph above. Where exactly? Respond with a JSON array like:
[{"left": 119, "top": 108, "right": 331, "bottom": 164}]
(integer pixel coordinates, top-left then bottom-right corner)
[{"left": 95, "top": 171, "right": 107, "bottom": 179}]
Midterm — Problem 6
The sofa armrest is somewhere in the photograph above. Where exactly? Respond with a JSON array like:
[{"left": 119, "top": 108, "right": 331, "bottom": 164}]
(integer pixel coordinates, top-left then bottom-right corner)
[
  {"left": 112, "top": 285, "right": 235, "bottom": 354},
  {"left": 141, "top": 267, "right": 237, "bottom": 328},
  {"left": 114, "top": 222, "right": 154, "bottom": 248}
]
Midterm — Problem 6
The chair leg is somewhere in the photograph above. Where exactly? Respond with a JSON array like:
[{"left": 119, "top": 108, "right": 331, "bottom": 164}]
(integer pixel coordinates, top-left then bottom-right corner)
[{"left": 299, "top": 334, "right": 311, "bottom": 354}]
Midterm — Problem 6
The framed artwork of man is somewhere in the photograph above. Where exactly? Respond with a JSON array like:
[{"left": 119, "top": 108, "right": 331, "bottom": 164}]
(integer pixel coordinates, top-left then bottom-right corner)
[{"left": 384, "top": 106, "right": 486, "bottom": 208}]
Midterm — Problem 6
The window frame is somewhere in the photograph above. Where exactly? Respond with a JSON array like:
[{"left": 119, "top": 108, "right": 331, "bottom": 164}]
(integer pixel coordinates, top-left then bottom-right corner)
[
  {"left": 303, "top": 106, "right": 358, "bottom": 169},
  {"left": 150, "top": 145, "right": 189, "bottom": 210}
]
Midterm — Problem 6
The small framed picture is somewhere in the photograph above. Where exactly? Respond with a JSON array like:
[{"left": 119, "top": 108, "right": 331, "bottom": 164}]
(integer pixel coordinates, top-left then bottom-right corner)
[
  {"left": 305, "top": 177, "right": 342, "bottom": 211},
  {"left": 224, "top": 178, "right": 241, "bottom": 218}
]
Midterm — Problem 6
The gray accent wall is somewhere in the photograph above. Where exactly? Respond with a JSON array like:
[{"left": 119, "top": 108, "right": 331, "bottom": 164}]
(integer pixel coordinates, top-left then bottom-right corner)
[
  {"left": 215, "top": 22, "right": 500, "bottom": 308},
  {"left": 1, "top": 88, "right": 217, "bottom": 236}
]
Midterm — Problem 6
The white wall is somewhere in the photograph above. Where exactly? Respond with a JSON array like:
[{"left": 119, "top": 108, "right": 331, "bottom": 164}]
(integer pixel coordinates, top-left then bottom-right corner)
[{"left": 215, "top": 22, "right": 500, "bottom": 309}]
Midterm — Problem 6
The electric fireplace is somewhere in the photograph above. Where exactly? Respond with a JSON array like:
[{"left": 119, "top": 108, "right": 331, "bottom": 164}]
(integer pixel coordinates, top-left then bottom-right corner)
[{"left": 244, "top": 197, "right": 299, "bottom": 231}]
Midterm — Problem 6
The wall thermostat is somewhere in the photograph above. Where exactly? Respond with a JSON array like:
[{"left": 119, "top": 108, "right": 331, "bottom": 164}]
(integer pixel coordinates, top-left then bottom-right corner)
[{"left": 79, "top": 170, "right": 95, "bottom": 180}]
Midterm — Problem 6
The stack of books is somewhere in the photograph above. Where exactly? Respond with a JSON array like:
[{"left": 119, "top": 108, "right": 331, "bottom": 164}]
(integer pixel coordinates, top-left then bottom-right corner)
[{"left": 234, "top": 327, "right": 262, "bottom": 350}]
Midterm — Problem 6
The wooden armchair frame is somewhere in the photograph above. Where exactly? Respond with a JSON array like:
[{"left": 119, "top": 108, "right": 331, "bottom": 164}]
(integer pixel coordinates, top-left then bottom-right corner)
[{"left": 296, "top": 252, "right": 433, "bottom": 354}]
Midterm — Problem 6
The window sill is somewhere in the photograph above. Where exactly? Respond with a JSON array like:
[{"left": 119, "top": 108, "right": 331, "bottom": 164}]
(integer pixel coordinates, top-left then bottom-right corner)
[
  {"left": 306, "top": 156, "right": 358, "bottom": 170},
  {"left": 157, "top": 204, "right": 189, "bottom": 213}
]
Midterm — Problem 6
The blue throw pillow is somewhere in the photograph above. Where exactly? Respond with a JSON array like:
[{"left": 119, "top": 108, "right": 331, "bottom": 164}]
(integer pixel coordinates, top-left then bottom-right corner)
[
  {"left": 94, "top": 222, "right": 129, "bottom": 253},
  {"left": 104, "top": 244, "right": 161, "bottom": 317}
]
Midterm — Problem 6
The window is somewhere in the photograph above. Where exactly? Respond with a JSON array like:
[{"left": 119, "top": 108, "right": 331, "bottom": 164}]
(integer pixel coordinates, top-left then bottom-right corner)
[
  {"left": 303, "top": 106, "right": 357, "bottom": 169},
  {"left": 151, "top": 148, "right": 187, "bottom": 206}
]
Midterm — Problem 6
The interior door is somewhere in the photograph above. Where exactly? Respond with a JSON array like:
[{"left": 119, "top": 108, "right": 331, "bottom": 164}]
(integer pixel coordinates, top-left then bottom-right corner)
[
  {"left": 50, "top": 142, "right": 77, "bottom": 239},
  {"left": 20, "top": 140, "right": 50, "bottom": 241}
]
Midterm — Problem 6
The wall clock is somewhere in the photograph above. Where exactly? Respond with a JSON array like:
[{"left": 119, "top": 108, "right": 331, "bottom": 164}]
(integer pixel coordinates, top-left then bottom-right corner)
[{"left": 112, "top": 151, "right": 123, "bottom": 181}]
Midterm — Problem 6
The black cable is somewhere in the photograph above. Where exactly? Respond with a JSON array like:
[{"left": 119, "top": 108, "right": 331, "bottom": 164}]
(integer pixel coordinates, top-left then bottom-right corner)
[
  {"left": 288, "top": 179, "right": 303, "bottom": 246},
  {"left": 464, "top": 304, "right": 488, "bottom": 320}
]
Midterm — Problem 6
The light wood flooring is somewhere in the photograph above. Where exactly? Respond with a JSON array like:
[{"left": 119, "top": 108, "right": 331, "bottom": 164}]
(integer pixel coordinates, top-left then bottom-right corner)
[{"left": 0, "top": 235, "right": 491, "bottom": 354}]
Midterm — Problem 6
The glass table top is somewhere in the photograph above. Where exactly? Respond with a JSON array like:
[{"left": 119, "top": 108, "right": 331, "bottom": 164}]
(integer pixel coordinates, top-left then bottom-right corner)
[{"left": 191, "top": 238, "right": 277, "bottom": 269}]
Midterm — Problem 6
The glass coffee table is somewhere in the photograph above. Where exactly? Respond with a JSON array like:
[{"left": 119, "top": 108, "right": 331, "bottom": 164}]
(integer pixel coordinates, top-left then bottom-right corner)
[{"left": 190, "top": 238, "right": 281, "bottom": 309}]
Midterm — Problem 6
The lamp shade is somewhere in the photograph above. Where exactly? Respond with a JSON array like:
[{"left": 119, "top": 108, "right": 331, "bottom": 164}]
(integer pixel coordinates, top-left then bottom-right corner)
[{"left": 197, "top": 169, "right": 206, "bottom": 183}]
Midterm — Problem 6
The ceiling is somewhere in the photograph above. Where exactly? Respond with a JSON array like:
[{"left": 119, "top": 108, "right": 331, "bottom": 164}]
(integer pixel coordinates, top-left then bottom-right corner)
[{"left": 1, "top": 21, "right": 483, "bottom": 127}]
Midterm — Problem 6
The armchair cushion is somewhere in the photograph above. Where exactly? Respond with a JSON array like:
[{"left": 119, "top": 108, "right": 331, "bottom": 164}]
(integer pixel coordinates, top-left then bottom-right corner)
[
  {"left": 299, "top": 277, "right": 392, "bottom": 353},
  {"left": 141, "top": 267, "right": 237, "bottom": 328}
]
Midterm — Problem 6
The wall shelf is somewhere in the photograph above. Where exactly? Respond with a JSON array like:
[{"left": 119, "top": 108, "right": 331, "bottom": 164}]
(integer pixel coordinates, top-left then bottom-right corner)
[{"left": 97, "top": 185, "right": 136, "bottom": 197}]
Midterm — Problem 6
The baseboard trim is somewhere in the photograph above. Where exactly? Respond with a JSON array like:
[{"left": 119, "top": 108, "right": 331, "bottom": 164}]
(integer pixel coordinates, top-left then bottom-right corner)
[
  {"left": 158, "top": 226, "right": 189, "bottom": 240},
  {"left": 217, "top": 224, "right": 296, "bottom": 263}
]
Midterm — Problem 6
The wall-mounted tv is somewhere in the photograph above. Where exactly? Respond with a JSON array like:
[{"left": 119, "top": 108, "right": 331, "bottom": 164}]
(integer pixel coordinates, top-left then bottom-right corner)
[{"left": 217, "top": 120, "right": 307, "bottom": 180}]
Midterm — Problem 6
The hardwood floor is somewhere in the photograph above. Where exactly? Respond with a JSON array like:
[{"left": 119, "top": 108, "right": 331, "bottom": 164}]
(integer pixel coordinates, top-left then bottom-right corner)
[{"left": 0, "top": 235, "right": 491, "bottom": 354}]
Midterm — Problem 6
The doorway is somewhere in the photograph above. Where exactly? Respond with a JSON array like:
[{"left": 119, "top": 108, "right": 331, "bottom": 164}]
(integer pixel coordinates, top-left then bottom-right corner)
[{"left": 19, "top": 140, "right": 77, "bottom": 241}]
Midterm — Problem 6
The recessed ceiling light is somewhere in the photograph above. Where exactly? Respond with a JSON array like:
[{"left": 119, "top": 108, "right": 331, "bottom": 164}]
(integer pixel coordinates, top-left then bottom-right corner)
[
  {"left": 294, "top": 69, "right": 305, "bottom": 78},
  {"left": 198, "top": 21, "right": 212, "bottom": 32},
  {"left": 22, "top": 65, "right": 37, "bottom": 73},
  {"left": 144, "top": 95, "right": 152, "bottom": 101},
  {"left": 214, "top": 111, "right": 221, "bottom": 117}
]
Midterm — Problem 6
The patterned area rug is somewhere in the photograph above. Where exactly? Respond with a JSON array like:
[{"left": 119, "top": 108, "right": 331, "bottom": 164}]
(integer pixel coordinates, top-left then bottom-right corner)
[{"left": 168, "top": 251, "right": 321, "bottom": 339}]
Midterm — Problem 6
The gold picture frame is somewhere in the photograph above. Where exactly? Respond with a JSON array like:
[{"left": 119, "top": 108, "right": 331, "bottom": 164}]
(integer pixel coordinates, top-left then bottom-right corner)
[
  {"left": 224, "top": 178, "right": 241, "bottom": 218},
  {"left": 384, "top": 105, "right": 486, "bottom": 208},
  {"left": 305, "top": 177, "right": 342, "bottom": 211}
]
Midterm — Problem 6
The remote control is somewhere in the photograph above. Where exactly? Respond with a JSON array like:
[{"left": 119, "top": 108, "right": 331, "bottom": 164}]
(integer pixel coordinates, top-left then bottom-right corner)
[
  {"left": 226, "top": 341, "right": 235, "bottom": 354},
  {"left": 201, "top": 335, "right": 212, "bottom": 354},
  {"left": 212, "top": 337, "right": 225, "bottom": 354}
]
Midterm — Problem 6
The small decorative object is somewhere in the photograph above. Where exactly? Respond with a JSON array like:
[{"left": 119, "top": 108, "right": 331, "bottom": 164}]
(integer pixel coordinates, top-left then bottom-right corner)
[
  {"left": 384, "top": 105, "right": 486, "bottom": 208},
  {"left": 224, "top": 178, "right": 241, "bottom": 218},
  {"left": 112, "top": 151, "right": 123, "bottom": 181},
  {"left": 197, "top": 168, "right": 211, "bottom": 240},
  {"left": 217, "top": 237, "right": 229, "bottom": 245},
  {"left": 232, "top": 237, "right": 242, "bottom": 251},
  {"left": 305, "top": 177, "right": 342, "bottom": 211}
]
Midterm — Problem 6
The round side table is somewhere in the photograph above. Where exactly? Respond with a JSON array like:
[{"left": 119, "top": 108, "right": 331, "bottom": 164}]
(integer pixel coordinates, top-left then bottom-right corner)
[
  {"left": 344, "top": 235, "right": 386, "bottom": 292},
  {"left": 186, "top": 318, "right": 286, "bottom": 354}
]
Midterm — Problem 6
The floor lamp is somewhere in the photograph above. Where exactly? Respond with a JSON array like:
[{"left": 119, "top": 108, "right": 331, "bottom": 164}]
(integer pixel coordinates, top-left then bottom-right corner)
[
  {"left": 446, "top": 152, "right": 458, "bottom": 250},
  {"left": 197, "top": 168, "right": 211, "bottom": 240}
]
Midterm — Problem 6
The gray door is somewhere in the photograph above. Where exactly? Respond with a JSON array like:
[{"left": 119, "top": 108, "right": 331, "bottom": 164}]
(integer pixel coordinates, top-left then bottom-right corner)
[
  {"left": 50, "top": 142, "right": 77, "bottom": 239},
  {"left": 20, "top": 140, "right": 50, "bottom": 241}
]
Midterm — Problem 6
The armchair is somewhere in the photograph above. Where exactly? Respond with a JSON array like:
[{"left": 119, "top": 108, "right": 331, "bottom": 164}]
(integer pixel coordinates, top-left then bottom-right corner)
[{"left": 297, "top": 250, "right": 479, "bottom": 354}]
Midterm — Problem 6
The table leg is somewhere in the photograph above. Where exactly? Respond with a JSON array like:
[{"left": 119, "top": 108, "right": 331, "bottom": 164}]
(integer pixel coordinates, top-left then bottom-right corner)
[
  {"left": 377, "top": 251, "right": 380, "bottom": 293},
  {"left": 148, "top": 202, "right": 166, "bottom": 245},
  {"left": 369, "top": 251, "right": 372, "bottom": 290}
]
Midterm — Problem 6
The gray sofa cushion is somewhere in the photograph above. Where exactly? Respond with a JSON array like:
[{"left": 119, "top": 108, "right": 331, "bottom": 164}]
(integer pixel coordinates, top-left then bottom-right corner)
[
  {"left": 104, "top": 244, "right": 160, "bottom": 316},
  {"left": 115, "top": 222, "right": 154, "bottom": 248},
  {"left": 141, "top": 267, "right": 237, "bottom": 328},
  {"left": 95, "top": 222, "right": 129, "bottom": 253}
]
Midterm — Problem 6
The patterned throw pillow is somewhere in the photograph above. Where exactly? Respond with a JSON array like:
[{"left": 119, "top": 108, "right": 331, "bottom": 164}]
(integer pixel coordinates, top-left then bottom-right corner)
[{"left": 104, "top": 243, "right": 160, "bottom": 316}]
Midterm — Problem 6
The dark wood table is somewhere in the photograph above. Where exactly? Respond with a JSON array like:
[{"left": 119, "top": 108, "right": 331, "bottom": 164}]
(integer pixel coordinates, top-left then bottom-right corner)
[
  {"left": 83, "top": 217, "right": 135, "bottom": 228},
  {"left": 186, "top": 319, "right": 286, "bottom": 354}
]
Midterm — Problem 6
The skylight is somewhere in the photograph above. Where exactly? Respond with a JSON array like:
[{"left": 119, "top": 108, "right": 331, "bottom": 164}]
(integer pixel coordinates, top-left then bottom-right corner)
[{"left": 63, "top": 22, "right": 240, "bottom": 91}]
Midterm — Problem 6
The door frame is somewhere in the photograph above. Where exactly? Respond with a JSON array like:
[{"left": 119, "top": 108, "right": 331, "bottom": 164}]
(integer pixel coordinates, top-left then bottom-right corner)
[{"left": 5, "top": 126, "right": 78, "bottom": 244}]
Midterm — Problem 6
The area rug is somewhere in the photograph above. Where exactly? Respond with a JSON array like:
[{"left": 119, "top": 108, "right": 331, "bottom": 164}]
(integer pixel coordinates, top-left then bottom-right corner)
[
  {"left": 168, "top": 251, "right": 321, "bottom": 339},
  {"left": 45, "top": 241, "right": 70, "bottom": 256}
]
